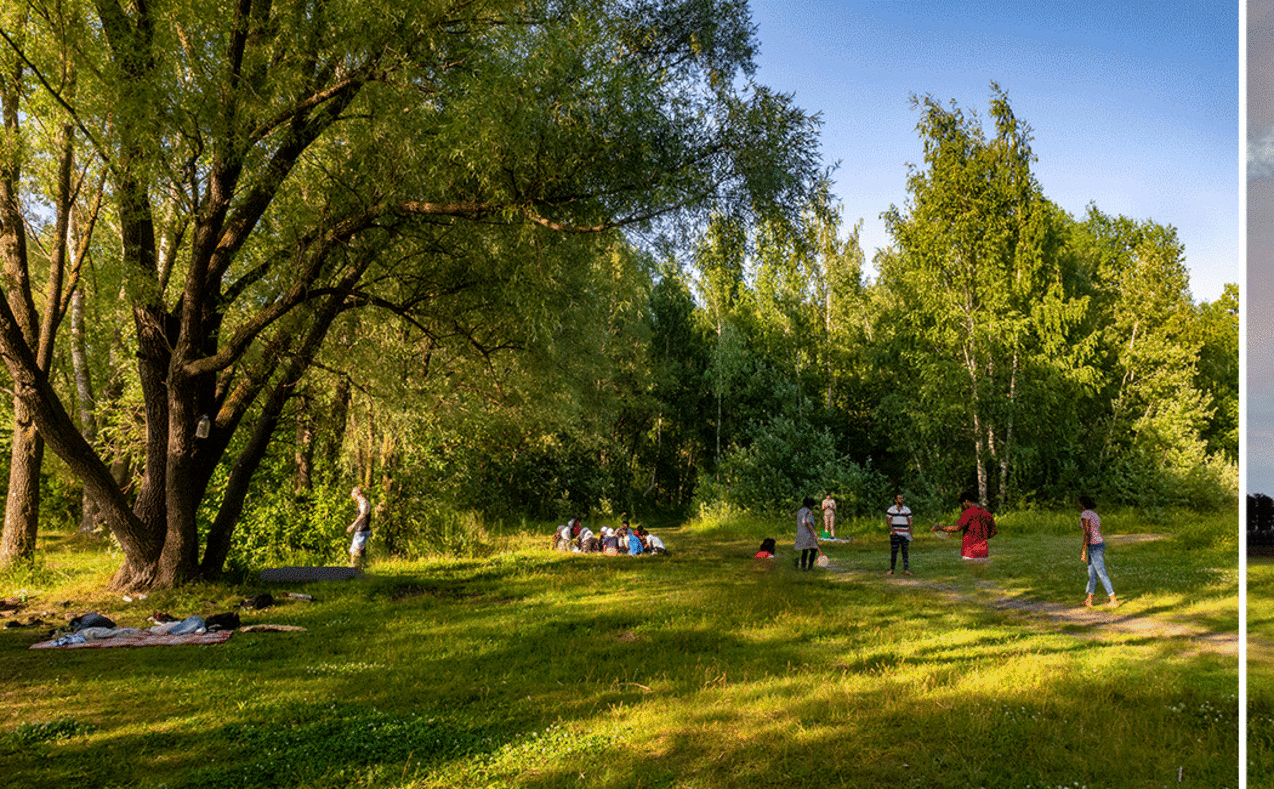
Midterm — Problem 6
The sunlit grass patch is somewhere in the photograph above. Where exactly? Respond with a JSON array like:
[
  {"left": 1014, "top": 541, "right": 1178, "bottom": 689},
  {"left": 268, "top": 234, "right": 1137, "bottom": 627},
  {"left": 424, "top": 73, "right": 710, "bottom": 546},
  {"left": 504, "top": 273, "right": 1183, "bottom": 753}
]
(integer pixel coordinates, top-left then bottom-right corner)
[
  {"left": 0, "top": 520, "right": 1239, "bottom": 789},
  {"left": 1248, "top": 560, "right": 1274, "bottom": 787}
]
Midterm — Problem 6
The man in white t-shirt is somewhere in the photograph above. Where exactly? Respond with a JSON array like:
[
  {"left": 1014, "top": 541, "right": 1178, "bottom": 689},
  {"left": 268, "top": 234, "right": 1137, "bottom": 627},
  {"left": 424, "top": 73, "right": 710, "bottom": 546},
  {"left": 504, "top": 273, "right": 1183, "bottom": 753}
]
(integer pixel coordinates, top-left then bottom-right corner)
[{"left": 885, "top": 493, "right": 913, "bottom": 576}]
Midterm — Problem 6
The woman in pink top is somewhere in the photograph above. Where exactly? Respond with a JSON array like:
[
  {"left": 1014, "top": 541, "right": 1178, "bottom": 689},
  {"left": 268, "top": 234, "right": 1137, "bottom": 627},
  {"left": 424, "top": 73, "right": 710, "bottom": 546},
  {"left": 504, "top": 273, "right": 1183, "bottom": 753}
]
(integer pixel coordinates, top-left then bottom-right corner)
[{"left": 1079, "top": 495, "right": 1118, "bottom": 607}]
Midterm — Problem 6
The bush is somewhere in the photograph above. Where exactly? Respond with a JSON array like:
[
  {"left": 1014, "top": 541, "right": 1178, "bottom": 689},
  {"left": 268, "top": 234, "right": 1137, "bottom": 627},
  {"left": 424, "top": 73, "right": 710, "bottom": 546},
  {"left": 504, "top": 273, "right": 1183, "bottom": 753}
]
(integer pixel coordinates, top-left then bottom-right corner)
[
  {"left": 212, "top": 478, "right": 351, "bottom": 572},
  {"left": 703, "top": 414, "right": 888, "bottom": 517},
  {"left": 205, "top": 465, "right": 505, "bottom": 569},
  {"left": 5, "top": 717, "right": 97, "bottom": 746},
  {"left": 393, "top": 505, "right": 497, "bottom": 559},
  {"left": 1105, "top": 447, "right": 1237, "bottom": 512}
]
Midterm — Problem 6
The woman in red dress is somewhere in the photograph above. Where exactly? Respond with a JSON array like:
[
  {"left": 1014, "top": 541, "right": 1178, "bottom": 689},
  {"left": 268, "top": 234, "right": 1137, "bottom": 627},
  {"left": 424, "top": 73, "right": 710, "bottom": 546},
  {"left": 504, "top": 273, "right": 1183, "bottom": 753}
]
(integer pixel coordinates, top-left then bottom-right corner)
[{"left": 931, "top": 490, "right": 997, "bottom": 560}]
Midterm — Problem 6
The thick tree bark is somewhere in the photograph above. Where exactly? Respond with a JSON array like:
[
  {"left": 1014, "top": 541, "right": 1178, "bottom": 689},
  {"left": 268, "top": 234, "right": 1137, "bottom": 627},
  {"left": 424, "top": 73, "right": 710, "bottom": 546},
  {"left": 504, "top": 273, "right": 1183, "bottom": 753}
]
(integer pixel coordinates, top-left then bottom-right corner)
[
  {"left": 0, "top": 403, "right": 42, "bottom": 562},
  {"left": 158, "top": 372, "right": 202, "bottom": 586},
  {"left": 71, "top": 289, "right": 104, "bottom": 534},
  {"left": 3, "top": 0, "right": 812, "bottom": 589},
  {"left": 293, "top": 391, "right": 315, "bottom": 494},
  {"left": 0, "top": 51, "right": 77, "bottom": 565},
  {"left": 0, "top": 48, "right": 36, "bottom": 565},
  {"left": 0, "top": 289, "right": 156, "bottom": 580}
]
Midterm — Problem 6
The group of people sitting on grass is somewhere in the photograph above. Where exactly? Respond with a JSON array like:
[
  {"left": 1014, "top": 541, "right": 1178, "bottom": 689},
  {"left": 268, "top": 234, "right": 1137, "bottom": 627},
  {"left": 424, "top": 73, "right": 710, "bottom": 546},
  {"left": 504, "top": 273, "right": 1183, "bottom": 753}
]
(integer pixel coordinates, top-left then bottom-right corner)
[{"left": 551, "top": 517, "right": 669, "bottom": 556}]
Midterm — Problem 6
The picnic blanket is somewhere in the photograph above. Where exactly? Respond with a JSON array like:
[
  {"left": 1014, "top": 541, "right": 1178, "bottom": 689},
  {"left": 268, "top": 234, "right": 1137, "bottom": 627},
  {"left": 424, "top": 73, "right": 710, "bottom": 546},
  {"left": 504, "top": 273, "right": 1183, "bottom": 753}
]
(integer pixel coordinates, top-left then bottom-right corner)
[
  {"left": 258, "top": 566, "right": 360, "bottom": 582},
  {"left": 30, "top": 629, "right": 233, "bottom": 650}
]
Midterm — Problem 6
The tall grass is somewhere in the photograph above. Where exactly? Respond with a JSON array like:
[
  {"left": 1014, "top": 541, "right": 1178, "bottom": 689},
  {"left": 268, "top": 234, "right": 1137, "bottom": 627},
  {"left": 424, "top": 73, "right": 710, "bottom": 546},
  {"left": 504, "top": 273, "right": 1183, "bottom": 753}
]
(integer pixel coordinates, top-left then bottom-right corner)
[{"left": 0, "top": 509, "right": 1239, "bottom": 789}]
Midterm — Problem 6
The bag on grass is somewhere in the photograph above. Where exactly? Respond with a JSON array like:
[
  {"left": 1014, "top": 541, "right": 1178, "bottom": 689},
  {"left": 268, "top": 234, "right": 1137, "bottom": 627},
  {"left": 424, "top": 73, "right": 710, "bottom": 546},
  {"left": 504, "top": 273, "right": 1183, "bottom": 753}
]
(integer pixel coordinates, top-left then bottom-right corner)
[
  {"left": 205, "top": 611, "right": 241, "bottom": 631},
  {"left": 69, "top": 612, "right": 116, "bottom": 632}
]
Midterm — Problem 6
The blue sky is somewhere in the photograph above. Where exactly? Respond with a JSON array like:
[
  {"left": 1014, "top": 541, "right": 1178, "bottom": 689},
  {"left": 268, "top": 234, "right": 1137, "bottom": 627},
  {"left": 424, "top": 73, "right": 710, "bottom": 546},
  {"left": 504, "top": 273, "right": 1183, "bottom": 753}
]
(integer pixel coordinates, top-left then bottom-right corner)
[{"left": 746, "top": 1, "right": 1240, "bottom": 304}]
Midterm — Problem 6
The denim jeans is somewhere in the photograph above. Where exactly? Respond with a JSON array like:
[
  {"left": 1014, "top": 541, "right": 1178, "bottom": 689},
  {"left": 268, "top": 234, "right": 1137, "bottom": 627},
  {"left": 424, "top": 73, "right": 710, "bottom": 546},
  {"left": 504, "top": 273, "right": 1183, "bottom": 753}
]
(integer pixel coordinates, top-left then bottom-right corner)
[
  {"left": 1086, "top": 542, "right": 1114, "bottom": 595},
  {"left": 889, "top": 534, "right": 910, "bottom": 571}
]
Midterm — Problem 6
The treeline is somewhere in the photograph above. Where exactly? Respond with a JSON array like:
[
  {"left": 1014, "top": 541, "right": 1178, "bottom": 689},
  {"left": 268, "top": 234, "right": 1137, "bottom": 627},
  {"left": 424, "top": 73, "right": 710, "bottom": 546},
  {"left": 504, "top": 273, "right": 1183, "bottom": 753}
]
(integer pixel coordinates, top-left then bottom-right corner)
[
  {"left": 0, "top": 1, "right": 1235, "bottom": 587},
  {"left": 351, "top": 91, "right": 1237, "bottom": 527},
  {"left": 221, "top": 93, "right": 1238, "bottom": 545},
  {"left": 1251, "top": 494, "right": 1274, "bottom": 540}
]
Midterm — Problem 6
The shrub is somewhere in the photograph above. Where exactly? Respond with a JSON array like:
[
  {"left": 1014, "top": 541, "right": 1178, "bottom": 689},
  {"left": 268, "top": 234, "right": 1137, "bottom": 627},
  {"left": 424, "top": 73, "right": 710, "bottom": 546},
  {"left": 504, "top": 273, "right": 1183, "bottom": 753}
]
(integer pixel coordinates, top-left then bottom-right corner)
[
  {"left": 704, "top": 414, "right": 887, "bottom": 517},
  {"left": 5, "top": 717, "right": 97, "bottom": 746}
]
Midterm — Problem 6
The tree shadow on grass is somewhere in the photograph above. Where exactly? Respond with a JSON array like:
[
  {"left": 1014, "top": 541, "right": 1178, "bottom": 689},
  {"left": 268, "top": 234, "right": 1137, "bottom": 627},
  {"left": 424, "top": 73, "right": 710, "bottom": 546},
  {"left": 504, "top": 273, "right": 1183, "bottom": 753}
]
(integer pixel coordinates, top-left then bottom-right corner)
[{"left": 1, "top": 533, "right": 1239, "bottom": 789}]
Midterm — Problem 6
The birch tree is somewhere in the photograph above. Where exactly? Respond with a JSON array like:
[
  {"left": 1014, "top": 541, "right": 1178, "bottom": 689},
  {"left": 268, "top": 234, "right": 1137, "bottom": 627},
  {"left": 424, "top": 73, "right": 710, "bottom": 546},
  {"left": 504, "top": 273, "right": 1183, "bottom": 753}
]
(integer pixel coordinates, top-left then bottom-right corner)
[{"left": 880, "top": 86, "right": 1085, "bottom": 507}]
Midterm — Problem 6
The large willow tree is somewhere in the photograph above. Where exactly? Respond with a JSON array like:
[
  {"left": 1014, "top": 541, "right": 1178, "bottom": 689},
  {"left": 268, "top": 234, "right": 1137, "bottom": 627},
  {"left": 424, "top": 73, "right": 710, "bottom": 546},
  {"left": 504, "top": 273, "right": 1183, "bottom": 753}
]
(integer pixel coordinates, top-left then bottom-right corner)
[{"left": 0, "top": 0, "right": 821, "bottom": 588}]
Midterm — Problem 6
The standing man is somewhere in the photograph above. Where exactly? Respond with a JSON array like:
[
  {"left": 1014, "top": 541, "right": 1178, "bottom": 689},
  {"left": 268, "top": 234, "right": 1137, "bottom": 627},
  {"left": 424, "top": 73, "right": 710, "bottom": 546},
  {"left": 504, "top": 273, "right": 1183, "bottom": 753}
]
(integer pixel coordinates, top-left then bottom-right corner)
[
  {"left": 821, "top": 493, "right": 838, "bottom": 539},
  {"left": 885, "top": 493, "right": 913, "bottom": 575},
  {"left": 346, "top": 485, "right": 372, "bottom": 569},
  {"left": 932, "top": 490, "right": 997, "bottom": 561}
]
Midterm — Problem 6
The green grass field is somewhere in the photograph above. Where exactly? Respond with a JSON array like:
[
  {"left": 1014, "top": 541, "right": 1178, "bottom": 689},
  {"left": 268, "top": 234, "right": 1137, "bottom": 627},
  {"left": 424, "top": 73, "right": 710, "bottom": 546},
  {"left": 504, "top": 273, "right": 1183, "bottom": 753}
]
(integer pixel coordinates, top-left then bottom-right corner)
[
  {"left": 1247, "top": 556, "right": 1274, "bottom": 787},
  {"left": 0, "top": 511, "right": 1240, "bottom": 789}
]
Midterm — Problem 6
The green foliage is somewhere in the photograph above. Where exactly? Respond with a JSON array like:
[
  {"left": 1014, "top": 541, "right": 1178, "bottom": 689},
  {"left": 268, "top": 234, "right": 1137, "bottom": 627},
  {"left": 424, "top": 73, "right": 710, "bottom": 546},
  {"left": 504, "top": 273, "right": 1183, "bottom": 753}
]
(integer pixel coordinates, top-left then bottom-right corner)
[
  {"left": 1164, "top": 507, "right": 1240, "bottom": 551},
  {"left": 210, "top": 475, "right": 352, "bottom": 571},
  {"left": 4, "top": 717, "right": 98, "bottom": 747},
  {"left": 0, "top": 0, "right": 827, "bottom": 587},
  {"left": 36, "top": 460, "right": 85, "bottom": 532},
  {"left": 1106, "top": 450, "right": 1238, "bottom": 514},
  {"left": 2, "top": 7, "right": 1236, "bottom": 589},
  {"left": 395, "top": 505, "right": 499, "bottom": 560},
  {"left": 202, "top": 456, "right": 507, "bottom": 569},
  {"left": 700, "top": 411, "right": 888, "bottom": 517},
  {"left": 1193, "top": 283, "right": 1240, "bottom": 461}
]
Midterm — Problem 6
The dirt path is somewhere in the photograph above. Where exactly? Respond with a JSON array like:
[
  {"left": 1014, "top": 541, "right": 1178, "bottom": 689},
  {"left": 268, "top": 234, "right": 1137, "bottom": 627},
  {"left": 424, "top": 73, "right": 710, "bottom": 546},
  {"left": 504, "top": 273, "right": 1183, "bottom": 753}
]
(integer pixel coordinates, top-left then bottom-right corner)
[{"left": 827, "top": 534, "right": 1246, "bottom": 659}]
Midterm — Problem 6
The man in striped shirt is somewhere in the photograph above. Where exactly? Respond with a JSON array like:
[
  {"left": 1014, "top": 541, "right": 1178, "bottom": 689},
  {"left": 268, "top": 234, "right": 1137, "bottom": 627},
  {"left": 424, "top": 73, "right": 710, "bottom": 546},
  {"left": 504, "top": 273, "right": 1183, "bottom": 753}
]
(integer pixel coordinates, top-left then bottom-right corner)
[{"left": 885, "top": 494, "right": 913, "bottom": 575}]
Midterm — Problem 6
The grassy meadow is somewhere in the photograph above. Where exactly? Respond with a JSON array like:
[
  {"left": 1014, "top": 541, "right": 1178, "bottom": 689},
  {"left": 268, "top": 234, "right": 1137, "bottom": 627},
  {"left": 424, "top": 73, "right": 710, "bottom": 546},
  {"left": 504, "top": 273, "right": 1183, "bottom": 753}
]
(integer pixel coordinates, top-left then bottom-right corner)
[
  {"left": 0, "top": 508, "right": 1239, "bottom": 789},
  {"left": 1247, "top": 556, "right": 1274, "bottom": 787}
]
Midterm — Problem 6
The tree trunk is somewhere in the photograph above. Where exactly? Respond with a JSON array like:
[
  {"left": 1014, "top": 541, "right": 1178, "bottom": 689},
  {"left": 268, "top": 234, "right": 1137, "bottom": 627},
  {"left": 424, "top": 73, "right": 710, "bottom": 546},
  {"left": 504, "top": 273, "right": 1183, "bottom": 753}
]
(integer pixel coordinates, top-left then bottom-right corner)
[
  {"left": 0, "top": 400, "right": 43, "bottom": 563},
  {"left": 70, "top": 288, "right": 104, "bottom": 534},
  {"left": 0, "top": 286, "right": 158, "bottom": 583},
  {"left": 130, "top": 306, "right": 173, "bottom": 573},
  {"left": 158, "top": 372, "right": 202, "bottom": 586},
  {"left": 327, "top": 376, "right": 352, "bottom": 468},
  {"left": 294, "top": 391, "right": 315, "bottom": 493},
  {"left": 0, "top": 74, "right": 80, "bottom": 564}
]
